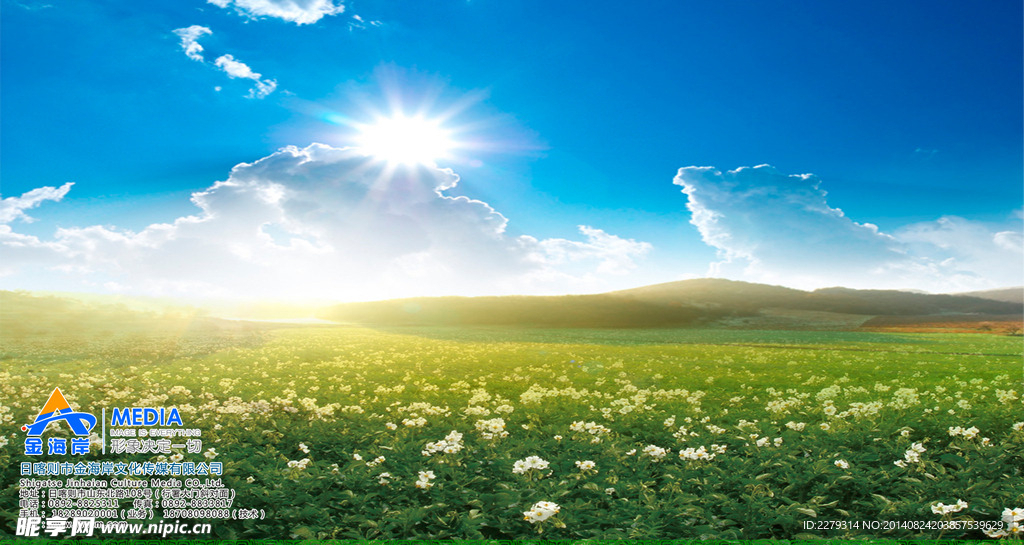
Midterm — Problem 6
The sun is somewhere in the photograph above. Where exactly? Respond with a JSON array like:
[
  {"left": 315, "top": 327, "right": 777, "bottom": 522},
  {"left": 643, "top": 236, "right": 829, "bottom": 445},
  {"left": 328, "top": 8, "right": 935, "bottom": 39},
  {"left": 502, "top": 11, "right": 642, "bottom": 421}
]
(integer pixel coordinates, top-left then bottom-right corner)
[{"left": 355, "top": 114, "right": 454, "bottom": 166}]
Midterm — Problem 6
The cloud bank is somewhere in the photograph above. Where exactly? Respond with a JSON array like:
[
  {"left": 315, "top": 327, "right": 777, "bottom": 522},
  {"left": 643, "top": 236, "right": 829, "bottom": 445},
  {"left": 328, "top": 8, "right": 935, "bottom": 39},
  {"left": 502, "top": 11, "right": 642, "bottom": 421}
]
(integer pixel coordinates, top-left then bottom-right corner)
[
  {"left": 674, "top": 164, "right": 1022, "bottom": 292},
  {"left": 0, "top": 145, "right": 649, "bottom": 300}
]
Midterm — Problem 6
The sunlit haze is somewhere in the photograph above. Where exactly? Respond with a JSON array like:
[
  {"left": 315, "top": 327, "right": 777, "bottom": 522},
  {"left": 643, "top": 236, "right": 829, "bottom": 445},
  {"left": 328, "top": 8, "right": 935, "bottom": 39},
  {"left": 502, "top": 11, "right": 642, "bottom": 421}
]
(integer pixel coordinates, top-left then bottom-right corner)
[{"left": 355, "top": 114, "right": 454, "bottom": 166}]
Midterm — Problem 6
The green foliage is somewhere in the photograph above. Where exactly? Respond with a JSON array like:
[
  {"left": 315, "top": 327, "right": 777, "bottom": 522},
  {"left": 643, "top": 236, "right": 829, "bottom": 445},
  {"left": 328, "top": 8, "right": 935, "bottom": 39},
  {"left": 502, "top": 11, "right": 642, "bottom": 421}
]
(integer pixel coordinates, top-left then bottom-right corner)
[{"left": 2, "top": 314, "right": 1022, "bottom": 539}]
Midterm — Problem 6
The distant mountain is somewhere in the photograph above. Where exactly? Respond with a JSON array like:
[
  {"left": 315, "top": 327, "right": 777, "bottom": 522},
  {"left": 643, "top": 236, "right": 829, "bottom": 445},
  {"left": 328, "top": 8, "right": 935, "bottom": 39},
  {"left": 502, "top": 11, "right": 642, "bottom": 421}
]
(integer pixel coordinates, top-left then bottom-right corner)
[
  {"left": 321, "top": 279, "right": 1023, "bottom": 328},
  {"left": 953, "top": 287, "right": 1024, "bottom": 305}
]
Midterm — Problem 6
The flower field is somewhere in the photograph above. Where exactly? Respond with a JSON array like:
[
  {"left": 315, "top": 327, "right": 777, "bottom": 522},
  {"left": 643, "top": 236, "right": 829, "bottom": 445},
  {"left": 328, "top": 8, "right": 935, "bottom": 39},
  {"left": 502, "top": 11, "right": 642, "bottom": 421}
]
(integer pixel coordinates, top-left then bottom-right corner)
[{"left": 1, "top": 325, "right": 1022, "bottom": 539}]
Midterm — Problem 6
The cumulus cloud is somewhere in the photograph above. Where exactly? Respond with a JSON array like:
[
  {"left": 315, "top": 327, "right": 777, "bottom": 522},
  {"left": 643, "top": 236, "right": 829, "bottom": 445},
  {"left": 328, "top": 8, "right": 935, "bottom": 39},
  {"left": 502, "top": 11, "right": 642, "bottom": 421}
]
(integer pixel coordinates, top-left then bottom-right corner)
[
  {"left": 0, "top": 144, "right": 649, "bottom": 300},
  {"left": 173, "top": 25, "right": 212, "bottom": 62},
  {"left": 207, "top": 0, "right": 344, "bottom": 25},
  {"left": 675, "top": 164, "right": 1022, "bottom": 292}
]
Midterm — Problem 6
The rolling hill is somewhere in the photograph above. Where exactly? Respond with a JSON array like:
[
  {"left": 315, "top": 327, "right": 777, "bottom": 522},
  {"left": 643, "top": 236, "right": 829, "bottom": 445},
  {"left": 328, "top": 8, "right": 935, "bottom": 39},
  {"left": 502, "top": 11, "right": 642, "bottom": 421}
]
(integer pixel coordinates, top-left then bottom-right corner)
[
  {"left": 320, "top": 279, "right": 1023, "bottom": 329},
  {"left": 954, "top": 287, "right": 1024, "bottom": 305}
]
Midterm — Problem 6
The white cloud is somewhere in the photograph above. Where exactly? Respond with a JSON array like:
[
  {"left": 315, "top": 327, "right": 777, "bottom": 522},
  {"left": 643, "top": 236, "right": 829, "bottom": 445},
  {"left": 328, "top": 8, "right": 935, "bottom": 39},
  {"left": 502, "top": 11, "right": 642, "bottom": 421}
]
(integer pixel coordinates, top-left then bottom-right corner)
[
  {"left": 674, "top": 164, "right": 1022, "bottom": 292},
  {"left": 0, "top": 184, "right": 73, "bottom": 276},
  {"left": 172, "top": 27, "right": 277, "bottom": 99},
  {"left": 207, "top": 0, "right": 344, "bottom": 25},
  {"left": 213, "top": 54, "right": 277, "bottom": 98},
  {"left": 348, "top": 14, "right": 382, "bottom": 31},
  {"left": 535, "top": 226, "right": 651, "bottom": 275},
  {"left": 213, "top": 54, "right": 259, "bottom": 79},
  {"left": 892, "top": 215, "right": 1023, "bottom": 290},
  {"left": 0, "top": 182, "right": 73, "bottom": 224},
  {"left": 173, "top": 25, "right": 212, "bottom": 62},
  {"left": 0, "top": 144, "right": 649, "bottom": 300}
]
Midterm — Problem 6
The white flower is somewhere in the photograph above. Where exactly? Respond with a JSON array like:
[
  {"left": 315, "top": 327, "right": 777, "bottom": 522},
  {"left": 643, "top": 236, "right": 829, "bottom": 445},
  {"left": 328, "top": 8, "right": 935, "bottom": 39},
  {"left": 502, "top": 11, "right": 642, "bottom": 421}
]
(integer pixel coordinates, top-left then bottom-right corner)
[
  {"left": 523, "top": 501, "right": 560, "bottom": 523},
  {"left": 893, "top": 460, "right": 907, "bottom": 468},
  {"left": 642, "top": 445, "right": 668, "bottom": 459},
  {"left": 605, "top": 487, "right": 615, "bottom": 495},
  {"left": 245, "top": 476, "right": 255, "bottom": 483},
  {"left": 553, "top": 435, "right": 563, "bottom": 441},
  {"left": 679, "top": 445, "right": 715, "bottom": 461},
  {"left": 170, "top": 453, "right": 184, "bottom": 463},
  {"left": 475, "top": 418, "right": 507, "bottom": 440},
  {"left": 414, "top": 470, "right": 435, "bottom": 490},
  {"left": 203, "top": 448, "right": 217, "bottom": 460},
  {"left": 575, "top": 460, "right": 596, "bottom": 472},
  {"left": 931, "top": 500, "right": 967, "bottom": 515},
  {"left": 377, "top": 472, "right": 392, "bottom": 485},
  {"left": 962, "top": 426, "right": 979, "bottom": 439},
  {"left": 819, "top": 423, "right": 830, "bottom": 431},
  {"left": 423, "top": 430, "right": 465, "bottom": 457},
  {"left": 626, "top": 449, "right": 636, "bottom": 456},
  {"left": 1004, "top": 507, "right": 1024, "bottom": 523},
  {"left": 985, "top": 527, "right": 1009, "bottom": 538},
  {"left": 353, "top": 453, "right": 363, "bottom": 461},
  {"left": 1013, "top": 422, "right": 1024, "bottom": 432},
  {"left": 287, "top": 458, "right": 311, "bottom": 470},
  {"left": 385, "top": 422, "right": 397, "bottom": 430},
  {"left": 755, "top": 437, "right": 769, "bottom": 447},
  {"left": 512, "top": 455, "right": 550, "bottom": 474},
  {"left": 834, "top": 459, "right": 849, "bottom": 469},
  {"left": 298, "top": 442, "right": 310, "bottom": 454}
]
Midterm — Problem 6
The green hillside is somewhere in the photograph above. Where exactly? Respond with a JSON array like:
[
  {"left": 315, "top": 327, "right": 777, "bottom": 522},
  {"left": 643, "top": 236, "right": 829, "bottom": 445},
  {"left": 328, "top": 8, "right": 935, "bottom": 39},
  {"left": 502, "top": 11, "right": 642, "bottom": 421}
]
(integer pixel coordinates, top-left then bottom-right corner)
[
  {"left": 321, "top": 279, "right": 1023, "bottom": 328},
  {"left": 318, "top": 294, "right": 731, "bottom": 328}
]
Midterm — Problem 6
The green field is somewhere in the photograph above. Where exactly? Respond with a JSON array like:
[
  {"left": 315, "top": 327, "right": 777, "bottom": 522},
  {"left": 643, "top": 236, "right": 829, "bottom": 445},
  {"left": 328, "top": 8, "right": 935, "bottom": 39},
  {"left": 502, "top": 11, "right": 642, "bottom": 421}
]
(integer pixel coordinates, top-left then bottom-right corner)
[{"left": 2, "top": 322, "right": 1022, "bottom": 539}]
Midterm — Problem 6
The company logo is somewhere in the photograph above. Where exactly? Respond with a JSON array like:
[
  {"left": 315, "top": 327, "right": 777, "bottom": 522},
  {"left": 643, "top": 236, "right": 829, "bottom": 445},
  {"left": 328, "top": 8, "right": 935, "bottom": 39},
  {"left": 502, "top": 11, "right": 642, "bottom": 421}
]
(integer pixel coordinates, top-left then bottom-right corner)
[{"left": 22, "top": 387, "right": 97, "bottom": 437}]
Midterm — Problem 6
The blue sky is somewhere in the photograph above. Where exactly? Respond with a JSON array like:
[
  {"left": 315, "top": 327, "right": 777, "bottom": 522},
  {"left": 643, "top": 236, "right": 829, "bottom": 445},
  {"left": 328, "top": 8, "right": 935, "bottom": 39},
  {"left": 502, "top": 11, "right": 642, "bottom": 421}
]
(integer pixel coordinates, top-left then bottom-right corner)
[{"left": 2, "top": 0, "right": 1021, "bottom": 301}]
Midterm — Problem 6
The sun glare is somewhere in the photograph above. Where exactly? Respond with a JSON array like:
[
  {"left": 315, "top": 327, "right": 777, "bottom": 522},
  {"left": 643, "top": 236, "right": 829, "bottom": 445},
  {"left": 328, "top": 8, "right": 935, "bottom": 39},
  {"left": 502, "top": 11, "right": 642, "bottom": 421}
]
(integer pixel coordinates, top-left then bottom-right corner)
[{"left": 356, "top": 114, "right": 454, "bottom": 166}]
